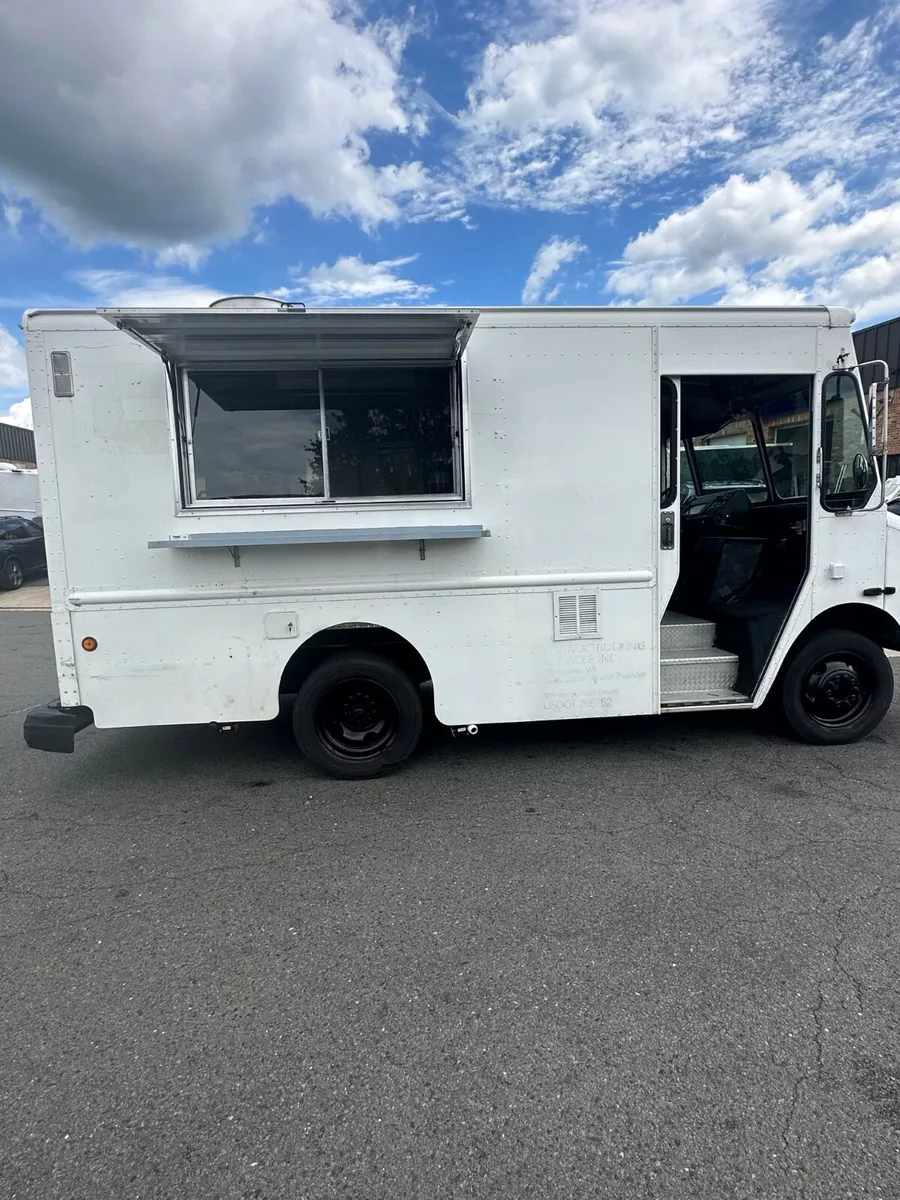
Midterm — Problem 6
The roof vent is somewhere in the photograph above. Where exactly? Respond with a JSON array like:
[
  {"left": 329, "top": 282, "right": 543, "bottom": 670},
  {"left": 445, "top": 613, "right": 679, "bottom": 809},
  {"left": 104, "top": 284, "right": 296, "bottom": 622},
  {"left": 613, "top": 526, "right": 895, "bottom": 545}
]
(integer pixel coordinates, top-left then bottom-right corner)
[{"left": 208, "top": 296, "right": 304, "bottom": 311}]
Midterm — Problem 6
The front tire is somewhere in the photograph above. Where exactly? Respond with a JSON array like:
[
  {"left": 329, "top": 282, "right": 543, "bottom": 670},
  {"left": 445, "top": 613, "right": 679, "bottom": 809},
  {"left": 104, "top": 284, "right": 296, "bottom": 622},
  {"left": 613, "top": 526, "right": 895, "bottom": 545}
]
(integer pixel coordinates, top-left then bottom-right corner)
[
  {"left": 781, "top": 629, "right": 894, "bottom": 745},
  {"left": 292, "top": 652, "right": 423, "bottom": 779},
  {"left": 0, "top": 557, "right": 24, "bottom": 590}
]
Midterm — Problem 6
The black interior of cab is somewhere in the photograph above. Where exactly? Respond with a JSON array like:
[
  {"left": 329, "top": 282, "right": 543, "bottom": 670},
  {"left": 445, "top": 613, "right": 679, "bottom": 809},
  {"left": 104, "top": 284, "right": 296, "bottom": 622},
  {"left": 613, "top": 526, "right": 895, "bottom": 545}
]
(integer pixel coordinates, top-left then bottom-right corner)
[{"left": 670, "top": 375, "right": 813, "bottom": 694}]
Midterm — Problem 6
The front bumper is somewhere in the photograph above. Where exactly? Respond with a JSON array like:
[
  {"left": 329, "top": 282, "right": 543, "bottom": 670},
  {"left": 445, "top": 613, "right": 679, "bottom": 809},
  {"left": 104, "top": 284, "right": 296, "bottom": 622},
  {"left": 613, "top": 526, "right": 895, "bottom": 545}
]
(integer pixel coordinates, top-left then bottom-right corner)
[{"left": 24, "top": 700, "right": 94, "bottom": 754}]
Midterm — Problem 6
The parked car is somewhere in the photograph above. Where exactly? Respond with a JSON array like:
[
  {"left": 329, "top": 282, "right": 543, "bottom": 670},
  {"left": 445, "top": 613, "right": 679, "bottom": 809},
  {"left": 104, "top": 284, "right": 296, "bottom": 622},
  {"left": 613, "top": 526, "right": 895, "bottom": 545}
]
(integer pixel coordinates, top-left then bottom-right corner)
[{"left": 0, "top": 515, "right": 46, "bottom": 590}]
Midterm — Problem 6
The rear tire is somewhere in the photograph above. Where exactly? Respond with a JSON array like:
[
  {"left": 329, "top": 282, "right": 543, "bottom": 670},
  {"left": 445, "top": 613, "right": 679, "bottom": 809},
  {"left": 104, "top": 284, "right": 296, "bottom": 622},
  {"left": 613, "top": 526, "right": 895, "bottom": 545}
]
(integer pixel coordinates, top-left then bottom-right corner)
[
  {"left": 0, "top": 557, "right": 24, "bottom": 590},
  {"left": 292, "top": 651, "right": 423, "bottom": 779},
  {"left": 781, "top": 628, "right": 893, "bottom": 745}
]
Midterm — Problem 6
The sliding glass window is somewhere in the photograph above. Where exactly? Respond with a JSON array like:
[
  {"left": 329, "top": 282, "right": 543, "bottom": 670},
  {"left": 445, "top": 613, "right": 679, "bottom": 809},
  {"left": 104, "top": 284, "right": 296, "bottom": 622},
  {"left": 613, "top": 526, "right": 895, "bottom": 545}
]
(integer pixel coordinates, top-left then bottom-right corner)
[{"left": 182, "top": 365, "right": 461, "bottom": 505}]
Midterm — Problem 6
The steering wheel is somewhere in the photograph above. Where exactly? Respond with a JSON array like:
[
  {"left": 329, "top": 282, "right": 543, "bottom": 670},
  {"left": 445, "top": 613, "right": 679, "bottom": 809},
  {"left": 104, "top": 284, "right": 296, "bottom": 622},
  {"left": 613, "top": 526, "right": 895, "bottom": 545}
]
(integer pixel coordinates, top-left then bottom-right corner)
[{"left": 852, "top": 452, "right": 870, "bottom": 489}]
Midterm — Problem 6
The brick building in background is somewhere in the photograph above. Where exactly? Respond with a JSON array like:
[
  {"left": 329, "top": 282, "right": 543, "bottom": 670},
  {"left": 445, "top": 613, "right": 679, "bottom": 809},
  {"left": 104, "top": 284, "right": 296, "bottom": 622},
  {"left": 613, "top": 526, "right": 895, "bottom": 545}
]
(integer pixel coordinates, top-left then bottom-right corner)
[{"left": 854, "top": 316, "right": 900, "bottom": 476}]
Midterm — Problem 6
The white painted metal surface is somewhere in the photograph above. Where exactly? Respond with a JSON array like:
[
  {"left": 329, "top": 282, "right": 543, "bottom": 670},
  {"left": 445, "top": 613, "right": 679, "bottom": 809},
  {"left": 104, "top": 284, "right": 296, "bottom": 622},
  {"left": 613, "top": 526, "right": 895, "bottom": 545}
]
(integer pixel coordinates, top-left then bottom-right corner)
[
  {"left": 22, "top": 303, "right": 898, "bottom": 735},
  {"left": 0, "top": 464, "right": 40, "bottom": 518}
]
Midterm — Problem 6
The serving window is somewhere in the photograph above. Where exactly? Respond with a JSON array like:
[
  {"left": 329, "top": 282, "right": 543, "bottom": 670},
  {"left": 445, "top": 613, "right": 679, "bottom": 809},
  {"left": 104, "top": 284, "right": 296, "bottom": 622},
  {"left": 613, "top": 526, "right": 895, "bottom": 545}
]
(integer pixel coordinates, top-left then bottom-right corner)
[
  {"left": 95, "top": 305, "right": 477, "bottom": 510},
  {"left": 181, "top": 364, "right": 463, "bottom": 506}
]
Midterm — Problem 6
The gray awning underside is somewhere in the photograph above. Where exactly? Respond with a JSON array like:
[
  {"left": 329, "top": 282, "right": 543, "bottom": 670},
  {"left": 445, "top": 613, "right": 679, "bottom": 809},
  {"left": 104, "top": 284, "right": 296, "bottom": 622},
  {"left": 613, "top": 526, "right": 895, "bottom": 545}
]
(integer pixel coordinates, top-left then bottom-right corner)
[{"left": 98, "top": 308, "right": 480, "bottom": 366}]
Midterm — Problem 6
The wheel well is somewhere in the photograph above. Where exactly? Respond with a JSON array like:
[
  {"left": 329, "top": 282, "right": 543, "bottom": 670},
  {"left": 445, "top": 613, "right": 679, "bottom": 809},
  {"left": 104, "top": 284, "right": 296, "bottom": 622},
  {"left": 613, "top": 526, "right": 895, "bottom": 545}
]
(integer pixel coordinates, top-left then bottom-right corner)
[
  {"left": 802, "top": 604, "right": 900, "bottom": 651},
  {"left": 279, "top": 625, "right": 431, "bottom": 697}
]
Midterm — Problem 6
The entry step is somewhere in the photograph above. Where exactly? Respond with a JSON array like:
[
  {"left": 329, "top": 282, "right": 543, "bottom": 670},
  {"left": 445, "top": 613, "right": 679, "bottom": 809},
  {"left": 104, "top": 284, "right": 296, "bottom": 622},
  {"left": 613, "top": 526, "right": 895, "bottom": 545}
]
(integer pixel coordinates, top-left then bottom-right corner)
[
  {"left": 661, "top": 610, "right": 716, "bottom": 651},
  {"left": 661, "top": 646, "right": 739, "bottom": 694}
]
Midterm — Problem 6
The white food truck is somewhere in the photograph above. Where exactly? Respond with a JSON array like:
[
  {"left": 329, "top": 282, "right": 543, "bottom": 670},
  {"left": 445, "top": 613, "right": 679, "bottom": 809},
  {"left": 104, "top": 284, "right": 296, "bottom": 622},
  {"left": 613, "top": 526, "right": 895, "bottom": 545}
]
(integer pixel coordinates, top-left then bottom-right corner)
[{"left": 21, "top": 301, "right": 900, "bottom": 777}]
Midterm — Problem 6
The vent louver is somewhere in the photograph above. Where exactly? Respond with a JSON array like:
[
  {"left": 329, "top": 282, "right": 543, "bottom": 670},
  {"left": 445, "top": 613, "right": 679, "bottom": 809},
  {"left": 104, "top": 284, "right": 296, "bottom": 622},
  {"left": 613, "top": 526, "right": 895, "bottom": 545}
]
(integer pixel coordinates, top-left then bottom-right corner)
[{"left": 553, "top": 591, "right": 602, "bottom": 641}]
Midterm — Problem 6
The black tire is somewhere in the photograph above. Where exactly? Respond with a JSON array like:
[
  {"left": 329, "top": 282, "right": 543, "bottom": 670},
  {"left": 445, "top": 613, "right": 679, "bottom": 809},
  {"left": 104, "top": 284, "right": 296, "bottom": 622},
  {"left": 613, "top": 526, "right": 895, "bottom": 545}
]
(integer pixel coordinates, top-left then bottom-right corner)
[
  {"left": 781, "top": 628, "right": 894, "bottom": 745},
  {"left": 292, "top": 651, "right": 423, "bottom": 779},
  {"left": 0, "top": 557, "right": 24, "bottom": 591}
]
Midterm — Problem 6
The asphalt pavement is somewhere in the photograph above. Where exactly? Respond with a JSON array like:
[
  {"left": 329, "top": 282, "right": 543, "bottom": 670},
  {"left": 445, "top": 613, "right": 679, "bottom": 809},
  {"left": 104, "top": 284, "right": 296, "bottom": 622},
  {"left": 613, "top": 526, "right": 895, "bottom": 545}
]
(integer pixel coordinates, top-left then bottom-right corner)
[{"left": 2, "top": 611, "right": 900, "bottom": 1199}]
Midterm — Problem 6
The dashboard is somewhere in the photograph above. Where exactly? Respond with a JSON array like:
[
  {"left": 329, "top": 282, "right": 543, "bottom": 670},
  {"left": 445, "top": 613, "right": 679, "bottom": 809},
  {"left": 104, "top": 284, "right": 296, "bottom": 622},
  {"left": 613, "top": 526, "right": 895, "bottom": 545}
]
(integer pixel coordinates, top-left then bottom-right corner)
[{"left": 681, "top": 487, "right": 754, "bottom": 526}]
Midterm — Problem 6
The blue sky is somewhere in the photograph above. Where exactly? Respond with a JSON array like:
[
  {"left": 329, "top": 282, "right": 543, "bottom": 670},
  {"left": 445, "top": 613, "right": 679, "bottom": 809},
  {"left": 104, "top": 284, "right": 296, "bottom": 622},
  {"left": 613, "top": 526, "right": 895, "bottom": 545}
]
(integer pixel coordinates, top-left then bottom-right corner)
[{"left": 1, "top": 0, "right": 899, "bottom": 426}]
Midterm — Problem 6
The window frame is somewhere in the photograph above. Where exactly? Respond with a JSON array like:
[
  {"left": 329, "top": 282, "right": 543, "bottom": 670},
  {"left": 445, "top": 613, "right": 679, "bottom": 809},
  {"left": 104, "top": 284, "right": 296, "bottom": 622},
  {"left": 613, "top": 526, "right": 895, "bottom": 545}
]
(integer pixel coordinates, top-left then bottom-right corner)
[
  {"left": 660, "top": 377, "right": 679, "bottom": 509},
  {"left": 756, "top": 378, "right": 813, "bottom": 503},
  {"left": 175, "top": 360, "right": 469, "bottom": 512},
  {"left": 819, "top": 370, "right": 878, "bottom": 513},
  {"left": 680, "top": 375, "right": 816, "bottom": 507}
]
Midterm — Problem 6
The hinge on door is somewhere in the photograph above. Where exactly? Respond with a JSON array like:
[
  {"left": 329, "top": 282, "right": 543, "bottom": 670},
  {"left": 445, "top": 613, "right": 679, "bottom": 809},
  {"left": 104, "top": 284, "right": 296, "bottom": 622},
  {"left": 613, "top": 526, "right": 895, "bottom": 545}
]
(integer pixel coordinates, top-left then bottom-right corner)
[{"left": 661, "top": 511, "right": 675, "bottom": 550}]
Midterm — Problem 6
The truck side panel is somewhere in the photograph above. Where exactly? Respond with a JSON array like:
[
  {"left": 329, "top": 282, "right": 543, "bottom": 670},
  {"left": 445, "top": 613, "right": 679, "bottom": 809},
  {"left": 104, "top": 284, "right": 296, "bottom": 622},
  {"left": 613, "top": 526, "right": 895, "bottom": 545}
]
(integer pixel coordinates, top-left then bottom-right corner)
[
  {"left": 70, "top": 586, "right": 655, "bottom": 728},
  {"left": 33, "top": 317, "right": 659, "bottom": 726}
]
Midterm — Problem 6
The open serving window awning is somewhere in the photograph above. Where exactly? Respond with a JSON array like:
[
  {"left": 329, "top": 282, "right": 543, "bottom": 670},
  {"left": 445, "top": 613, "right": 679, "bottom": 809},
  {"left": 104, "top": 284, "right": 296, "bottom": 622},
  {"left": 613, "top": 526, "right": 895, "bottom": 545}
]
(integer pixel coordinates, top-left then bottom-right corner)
[{"left": 98, "top": 307, "right": 480, "bottom": 366}]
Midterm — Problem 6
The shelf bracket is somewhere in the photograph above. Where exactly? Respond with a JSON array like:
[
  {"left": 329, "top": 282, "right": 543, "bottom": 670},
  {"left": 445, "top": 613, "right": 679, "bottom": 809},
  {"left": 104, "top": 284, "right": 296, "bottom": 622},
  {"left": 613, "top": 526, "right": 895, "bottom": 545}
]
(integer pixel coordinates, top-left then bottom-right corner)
[{"left": 228, "top": 545, "right": 241, "bottom": 568}]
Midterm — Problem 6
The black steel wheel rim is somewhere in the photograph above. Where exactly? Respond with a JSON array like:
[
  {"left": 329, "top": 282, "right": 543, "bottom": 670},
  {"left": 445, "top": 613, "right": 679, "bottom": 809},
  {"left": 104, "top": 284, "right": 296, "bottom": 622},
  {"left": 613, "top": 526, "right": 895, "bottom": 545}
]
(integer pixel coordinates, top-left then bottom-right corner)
[
  {"left": 801, "top": 652, "right": 874, "bottom": 728},
  {"left": 315, "top": 678, "right": 400, "bottom": 760}
]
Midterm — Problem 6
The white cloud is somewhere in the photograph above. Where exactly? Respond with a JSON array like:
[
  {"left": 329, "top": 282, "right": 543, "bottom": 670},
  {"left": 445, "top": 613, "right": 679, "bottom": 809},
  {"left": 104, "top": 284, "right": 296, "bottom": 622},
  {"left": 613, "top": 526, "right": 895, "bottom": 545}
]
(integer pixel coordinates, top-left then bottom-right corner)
[
  {"left": 839, "top": 254, "right": 900, "bottom": 301},
  {"left": 278, "top": 255, "right": 435, "bottom": 304},
  {"left": 606, "top": 168, "right": 900, "bottom": 319},
  {"left": 608, "top": 171, "right": 844, "bottom": 303},
  {"left": 745, "top": 9, "right": 900, "bottom": 175},
  {"left": 0, "top": 324, "right": 27, "bottom": 389},
  {"left": 71, "top": 269, "right": 225, "bottom": 308},
  {"left": 471, "top": 0, "right": 769, "bottom": 130},
  {"left": 458, "top": 1, "right": 900, "bottom": 212},
  {"left": 461, "top": 0, "right": 781, "bottom": 208},
  {"left": 717, "top": 279, "right": 810, "bottom": 308},
  {"left": 0, "top": 0, "right": 443, "bottom": 246},
  {"left": 522, "top": 236, "right": 586, "bottom": 303},
  {"left": 834, "top": 255, "right": 900, "bottom": 325},
  {"left": 3, "top": 201, "right": 22, "bottom": 234},
  {"left": 2, "top": 396, "right": 32, "bottom": 429},
  {"left": 155, "top": 243, "right": 209, "bottom": 272}
]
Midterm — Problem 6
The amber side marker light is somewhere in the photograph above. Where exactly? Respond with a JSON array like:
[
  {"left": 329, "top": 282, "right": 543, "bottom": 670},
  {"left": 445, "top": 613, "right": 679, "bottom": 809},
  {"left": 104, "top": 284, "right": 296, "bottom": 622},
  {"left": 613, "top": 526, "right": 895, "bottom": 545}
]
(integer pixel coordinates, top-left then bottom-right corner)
[{"left": 81, "top": 637, "right": 98, "bottom": 652}]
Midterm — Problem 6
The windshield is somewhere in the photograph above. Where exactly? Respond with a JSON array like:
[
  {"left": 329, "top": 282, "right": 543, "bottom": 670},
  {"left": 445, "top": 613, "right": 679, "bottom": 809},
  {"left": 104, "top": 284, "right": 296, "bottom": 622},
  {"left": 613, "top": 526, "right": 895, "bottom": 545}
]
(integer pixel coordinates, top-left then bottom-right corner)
[
  {"left": 681, "top": 376, "right": 814, "bottom": 504},
  {"left": 689, "top": 415, "right": 768, "bottom": 501}
]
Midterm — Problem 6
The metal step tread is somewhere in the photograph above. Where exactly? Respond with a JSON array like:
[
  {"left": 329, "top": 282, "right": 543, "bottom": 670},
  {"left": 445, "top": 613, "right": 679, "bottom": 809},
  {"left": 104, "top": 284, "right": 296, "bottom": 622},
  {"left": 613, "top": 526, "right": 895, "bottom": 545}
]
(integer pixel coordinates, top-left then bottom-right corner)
[
  {"left": 661, "top": 639, "right": 740, "bottom": 695},
  {"left": 660, "top": 610, "right": 717, "bottom": 650},
  {"left": 661, "top": 647, "right": 738, "bottom": 665},
  {"left": 661, "top": 611, "right": 712, "bottom": 626},
  {"left": 661, "top": 689, "right": 749, "bottom": 707}
]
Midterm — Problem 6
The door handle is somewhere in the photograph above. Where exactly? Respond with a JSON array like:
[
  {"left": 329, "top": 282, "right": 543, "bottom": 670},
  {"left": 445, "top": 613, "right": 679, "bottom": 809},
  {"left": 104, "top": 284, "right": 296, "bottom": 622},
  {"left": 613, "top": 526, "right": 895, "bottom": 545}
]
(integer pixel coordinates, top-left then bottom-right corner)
[{"left": 661, "top": 510, "right": 675, "bottom": 550}]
